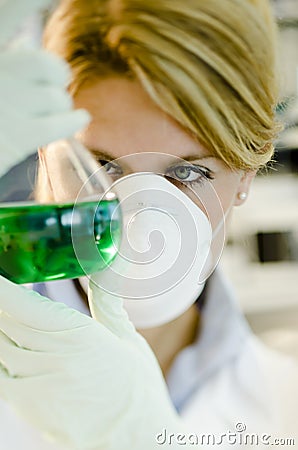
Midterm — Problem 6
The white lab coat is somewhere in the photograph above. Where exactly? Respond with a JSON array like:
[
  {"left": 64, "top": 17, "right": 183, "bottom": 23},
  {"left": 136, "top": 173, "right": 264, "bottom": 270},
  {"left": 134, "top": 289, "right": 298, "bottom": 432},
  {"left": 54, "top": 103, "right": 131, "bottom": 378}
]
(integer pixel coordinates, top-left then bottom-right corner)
[
  {"left": 0, "top": 269, "right": 297, "bottom": 449},
  {"left": 167, "top": 271, "right": 298, "bottom": 448}
]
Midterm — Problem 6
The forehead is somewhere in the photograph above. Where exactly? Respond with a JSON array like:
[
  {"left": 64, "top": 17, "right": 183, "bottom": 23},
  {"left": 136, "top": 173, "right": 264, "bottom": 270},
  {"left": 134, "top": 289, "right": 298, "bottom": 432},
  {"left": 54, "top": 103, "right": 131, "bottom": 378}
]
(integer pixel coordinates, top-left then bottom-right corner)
[{"left": 73, "top": 76, "right": 211, "bottom": 161}]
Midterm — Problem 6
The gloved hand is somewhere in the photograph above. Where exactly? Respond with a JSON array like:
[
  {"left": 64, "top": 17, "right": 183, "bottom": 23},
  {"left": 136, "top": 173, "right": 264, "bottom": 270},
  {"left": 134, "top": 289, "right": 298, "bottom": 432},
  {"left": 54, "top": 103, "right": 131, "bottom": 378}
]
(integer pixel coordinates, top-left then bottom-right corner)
[
  {"left": 0, "top": 0, "right": 90, "bottom": 178},
  {"left": 0, "top": 275, "right": 190, "bottom": 450}
]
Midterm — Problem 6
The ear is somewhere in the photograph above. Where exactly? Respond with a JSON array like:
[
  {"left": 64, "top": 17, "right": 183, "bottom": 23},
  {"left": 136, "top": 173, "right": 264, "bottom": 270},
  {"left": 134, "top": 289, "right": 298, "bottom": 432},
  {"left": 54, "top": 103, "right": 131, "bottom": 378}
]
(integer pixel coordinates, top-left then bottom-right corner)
[{"left": 234, "top": 170, "right": 257, "bottom": 206}]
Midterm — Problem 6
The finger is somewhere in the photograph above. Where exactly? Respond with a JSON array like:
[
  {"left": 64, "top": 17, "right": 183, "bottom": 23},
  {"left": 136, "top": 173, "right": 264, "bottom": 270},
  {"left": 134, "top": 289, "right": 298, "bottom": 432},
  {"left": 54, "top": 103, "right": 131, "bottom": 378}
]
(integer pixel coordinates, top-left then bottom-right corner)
[
  {"left": 0, "top": 108, "right": 91, "bottom": 177},
  {"left": 0, "top": 313, "right": 60, "bottom": 352},
  {"left": 89, "top": 276, "right": 137, "bottom": 341},
  {"left": 0, "top": 276, "right": 91, "bottom": 330},
  {"left": 0, "top": 107, "right": 91, "bottom": 153},
  {"left": 0, "top": 312, "right": 92, "bottom": 353},
  {"left": 0, "top": 0, "right": 52, "bottom": 46},
  {"left": 0, "top": 330, "right": 27, "bottom": 377},
  {"left": 89, "top": 279, "right": 154, "bottom": 359},
  {"left": 30, "top": 109, "right": 91, "bottom": 143},
  {"left": 0, "top": 79, "right": 73, "bottom": 116},
  {"left": 0, "top": 362, "right": 9, "bottom": 378},
  {"left": 0, "top": 49, "right": 71, "bottom": 85},
  {"left": 0, "top": 329, "right": 59, "bottom": 377}
]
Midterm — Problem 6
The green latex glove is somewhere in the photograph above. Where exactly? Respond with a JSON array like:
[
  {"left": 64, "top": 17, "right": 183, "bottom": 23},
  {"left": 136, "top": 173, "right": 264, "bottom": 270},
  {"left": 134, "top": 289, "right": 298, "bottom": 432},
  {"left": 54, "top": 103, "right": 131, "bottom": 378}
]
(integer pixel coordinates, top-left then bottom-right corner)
[
  {"left": 0, "top": 275, "right": 191, "bottom": 449},
  {"left": 0, "top": 0, "right": 90, "bottom": 178}
]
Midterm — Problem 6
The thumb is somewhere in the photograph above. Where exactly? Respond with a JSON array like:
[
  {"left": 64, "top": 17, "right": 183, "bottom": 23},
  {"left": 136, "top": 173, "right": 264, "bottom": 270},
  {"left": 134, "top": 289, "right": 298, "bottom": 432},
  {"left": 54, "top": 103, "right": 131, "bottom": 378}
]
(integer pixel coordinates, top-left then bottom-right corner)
[
  {"left": 88, "top": 273, "right": 137, "bottom": 341},
  {"left": 88, "top": 273, "right": 161, "bottom": 369}
]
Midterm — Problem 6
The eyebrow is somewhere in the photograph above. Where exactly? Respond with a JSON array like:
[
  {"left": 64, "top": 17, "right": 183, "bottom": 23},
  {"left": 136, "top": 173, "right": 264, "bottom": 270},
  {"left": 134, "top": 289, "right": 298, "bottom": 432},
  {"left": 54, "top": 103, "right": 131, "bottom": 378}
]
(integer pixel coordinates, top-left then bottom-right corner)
[
  {"left": 88, "top": 148, "right": 117, "bottom": 161},
  {"left": 88, "top": 147, "right": 216, "bottom": 162},
  {"left": 178, "top": 155, "right": 216, "bottom": 162}
]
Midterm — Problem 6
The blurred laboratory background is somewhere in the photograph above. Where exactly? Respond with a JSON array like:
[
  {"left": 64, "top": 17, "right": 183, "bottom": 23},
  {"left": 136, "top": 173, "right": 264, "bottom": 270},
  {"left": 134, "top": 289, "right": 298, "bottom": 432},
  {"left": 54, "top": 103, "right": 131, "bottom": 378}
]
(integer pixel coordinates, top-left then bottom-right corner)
[{"left": 221, "top": 0, "right": 298, "bottom": 357}]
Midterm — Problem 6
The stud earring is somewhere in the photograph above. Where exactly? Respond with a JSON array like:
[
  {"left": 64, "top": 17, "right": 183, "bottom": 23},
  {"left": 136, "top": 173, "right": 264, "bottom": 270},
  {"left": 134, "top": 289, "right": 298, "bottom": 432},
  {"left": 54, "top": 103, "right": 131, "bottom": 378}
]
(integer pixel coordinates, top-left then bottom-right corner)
[{"left": 238, "top": 192, "right": 247, "bottom": 201}]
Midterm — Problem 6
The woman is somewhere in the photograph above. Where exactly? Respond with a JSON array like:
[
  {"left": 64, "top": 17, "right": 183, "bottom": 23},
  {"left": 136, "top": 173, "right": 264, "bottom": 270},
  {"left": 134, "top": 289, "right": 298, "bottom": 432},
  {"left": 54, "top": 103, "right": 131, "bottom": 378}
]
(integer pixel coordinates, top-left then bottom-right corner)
[
  {"left": 0, "top": 0, "right": 297, "bottom": 449},
  {"left": 41, "top": 0, "right": 297, "bottom": 437}
]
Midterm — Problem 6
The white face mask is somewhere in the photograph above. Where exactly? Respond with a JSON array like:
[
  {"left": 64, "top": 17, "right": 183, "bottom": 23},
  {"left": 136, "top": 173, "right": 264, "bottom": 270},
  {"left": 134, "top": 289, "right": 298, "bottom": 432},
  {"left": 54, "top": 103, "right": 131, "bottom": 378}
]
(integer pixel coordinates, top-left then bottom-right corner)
[{"left": 85, "top": 172, "right": 212, "bottom": 329}]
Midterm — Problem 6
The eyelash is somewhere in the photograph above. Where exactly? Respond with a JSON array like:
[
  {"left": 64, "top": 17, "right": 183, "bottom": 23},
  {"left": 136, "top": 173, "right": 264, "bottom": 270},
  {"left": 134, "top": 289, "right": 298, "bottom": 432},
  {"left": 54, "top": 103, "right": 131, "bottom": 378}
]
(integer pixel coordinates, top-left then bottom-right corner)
[
  {"left": 98, "top": 159, "right": 214, "bottom": 186},
  {"left": 165, "top": 164, "right": 214, "bottom": 187},
  {"left": 98, "top": 160, "right": 123, "bottom": 178}
]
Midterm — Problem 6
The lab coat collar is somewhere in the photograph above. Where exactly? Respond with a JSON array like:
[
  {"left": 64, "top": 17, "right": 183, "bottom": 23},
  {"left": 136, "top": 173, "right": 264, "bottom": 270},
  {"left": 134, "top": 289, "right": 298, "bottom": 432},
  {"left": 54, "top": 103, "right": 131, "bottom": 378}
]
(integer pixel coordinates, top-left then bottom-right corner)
[{"left": 166, "top": 267, "right": 251, "bottom": 413}]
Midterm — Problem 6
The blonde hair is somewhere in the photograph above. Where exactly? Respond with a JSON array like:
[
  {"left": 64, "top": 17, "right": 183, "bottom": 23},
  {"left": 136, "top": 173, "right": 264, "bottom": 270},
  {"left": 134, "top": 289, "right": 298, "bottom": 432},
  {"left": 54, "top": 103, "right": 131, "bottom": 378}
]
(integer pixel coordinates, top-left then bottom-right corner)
[{"left": 44, "top": 0, "right": 281, "bottom": 170}]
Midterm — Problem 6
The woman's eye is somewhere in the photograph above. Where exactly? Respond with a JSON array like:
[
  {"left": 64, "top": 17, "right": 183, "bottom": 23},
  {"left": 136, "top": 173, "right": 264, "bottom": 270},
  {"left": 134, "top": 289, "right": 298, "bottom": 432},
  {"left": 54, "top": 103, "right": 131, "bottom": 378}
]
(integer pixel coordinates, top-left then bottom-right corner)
[
  {"left": 99, "top": 160, "right": 123, "bottom": 179},
  {"left": 165, "top": 164, "right": 214, "bottom": 186}
]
